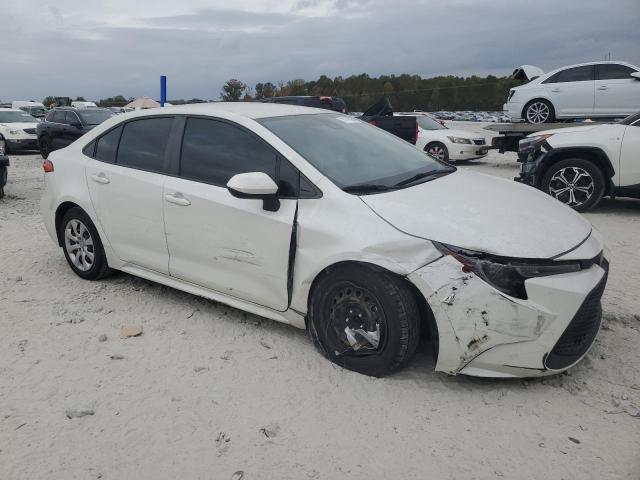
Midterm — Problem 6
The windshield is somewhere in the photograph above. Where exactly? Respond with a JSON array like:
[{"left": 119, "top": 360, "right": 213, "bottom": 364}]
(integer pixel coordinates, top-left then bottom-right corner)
[
  {"left": 620, "top": 112, "right": 640, "bottom": 125},
  {"left": 416, "top": 116, "right": 446, "bottom": 130},
  {"left": 78, "top": 109, "right": 113, "bottom": 125},
  {"left": 258, "top": 113, "right": 453, "bottom": 191},
  {"left": 0, "top": 111, "right": 37, "bottom": 123}
]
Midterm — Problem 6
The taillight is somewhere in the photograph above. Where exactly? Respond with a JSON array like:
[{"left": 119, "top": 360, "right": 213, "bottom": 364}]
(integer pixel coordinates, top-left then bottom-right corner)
[
  {"left": 370, "top": 120, "right": 377, "bottom": 127},
  {"left": 43, "top": 159, "right": 54, "bottom": 173}
]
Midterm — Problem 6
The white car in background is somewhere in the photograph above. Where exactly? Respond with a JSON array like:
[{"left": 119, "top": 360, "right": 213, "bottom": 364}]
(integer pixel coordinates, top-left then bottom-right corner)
[
  {"left": 41, "top": 103, "right": 608, "bottom": 378},
  {"left": 517, "top": 111, "right": 640, "bottom": 211},
  {"left": 0, "top": 108, "right": 39, "bottom": 154},
  {"left": 71, "top": 101, "right": 99, "bottom": 109},
  {"left": 396, "top": 113, "right": 488, "bottom": 161},
  {"left": 505, "top": 61, "right": 640, "bottom": 124}
]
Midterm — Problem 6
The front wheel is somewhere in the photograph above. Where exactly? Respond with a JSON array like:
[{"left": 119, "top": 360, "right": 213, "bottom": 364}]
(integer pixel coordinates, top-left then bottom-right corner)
[
  {"left": 308, "top": 264, "right": 420, "bottom": 377},
  {"left": 541, "top": 158, "right": 605, "bottom": 211},
  {"left": 425, "top": 142, "right": 449, "bottom": 162},
  {"left": 523, "top": 99, "right": 555, "bottom": 124}
]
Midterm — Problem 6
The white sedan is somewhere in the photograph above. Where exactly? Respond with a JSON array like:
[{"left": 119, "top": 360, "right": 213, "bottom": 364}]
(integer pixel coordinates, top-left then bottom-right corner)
[
  {"left": 41, "top": 103, "right": 608, "bottom": 378},
  {"left": 396, "top": 113, "right": 488, "bottom": 161},
  {"left": 505, "top": 61, "right": 640, "bottom": 124}
]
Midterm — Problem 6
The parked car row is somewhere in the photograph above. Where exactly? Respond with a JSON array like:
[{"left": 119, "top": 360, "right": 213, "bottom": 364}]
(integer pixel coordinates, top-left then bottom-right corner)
[{"left": 41, "top": 102, "right": 609, "bottom": 380}]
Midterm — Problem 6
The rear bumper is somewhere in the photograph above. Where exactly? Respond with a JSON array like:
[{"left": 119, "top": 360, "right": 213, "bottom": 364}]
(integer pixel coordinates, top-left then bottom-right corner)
[
  {"left": 503, "top": 101, "right": 524, "bottom": 123},
  {"left": 408, "top": 248, "right": 608, "bottom": 378}
]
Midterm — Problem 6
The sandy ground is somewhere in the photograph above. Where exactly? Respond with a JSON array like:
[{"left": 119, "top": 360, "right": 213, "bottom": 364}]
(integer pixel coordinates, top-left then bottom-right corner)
[{"left": 1, "top": 126, "right": 639, "bottom": 479}]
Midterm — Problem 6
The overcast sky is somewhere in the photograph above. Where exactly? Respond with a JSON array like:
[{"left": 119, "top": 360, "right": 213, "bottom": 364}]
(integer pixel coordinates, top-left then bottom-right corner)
[{"left": 3, "top": 0, "right": 639, "bottom": 101}]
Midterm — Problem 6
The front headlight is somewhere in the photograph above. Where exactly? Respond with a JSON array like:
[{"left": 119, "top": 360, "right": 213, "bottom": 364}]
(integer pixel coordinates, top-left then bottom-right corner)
[
  {"left": 9, "top": 129, "right": 20, "bottom": 135},
  {"left": 434, "top": 242, "right": 581, "bottom": 299},
  {"left": 447, "top": 136, "right": 472, "bottom": 144},
  {"left": 518, "top": 134, "right": 552, "bottom": 155}
]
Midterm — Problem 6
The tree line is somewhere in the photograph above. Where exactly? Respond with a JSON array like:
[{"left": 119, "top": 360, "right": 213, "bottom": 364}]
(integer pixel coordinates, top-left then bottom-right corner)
[
  {"left": 39, "top": 73, "right": 520, "bottom": 111},
  {"left": 219, "top": 74, "right": 520, "bottom": 111}
]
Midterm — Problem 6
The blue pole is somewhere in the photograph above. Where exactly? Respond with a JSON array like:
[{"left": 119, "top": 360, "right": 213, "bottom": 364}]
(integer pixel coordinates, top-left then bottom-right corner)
[{"left": 160, "top": 75, "right": 167, "bottom": 107}]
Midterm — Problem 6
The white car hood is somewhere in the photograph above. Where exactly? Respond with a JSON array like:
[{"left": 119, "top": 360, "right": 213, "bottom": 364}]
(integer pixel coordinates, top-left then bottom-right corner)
[
  {"left": 436, "top": 128, "right": 485, "bottom": 139},
  {"left": 0, "top": 122, "right": 38, "bottom": 130},
  {"left": 533, "top": 125, "right": 602, "bottom": 137},
  {"left": 361, "top": 169, "right": 592, "bottom": 259}
]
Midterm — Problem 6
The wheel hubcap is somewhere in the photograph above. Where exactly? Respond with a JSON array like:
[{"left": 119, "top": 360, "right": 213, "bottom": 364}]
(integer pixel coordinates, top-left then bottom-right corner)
[
  {"left": 64, "top": 219, "right": 95, "bottom": 271},
  {"left": 549, "top": 167, "right": 594, "bottom": 207},
  {"left": 428, "top": 145, "right": 445, "bottom": 159},
  {"left": 328, "top": 283, "right": 385, "bottom": 356},
  {"left": 526, "top": 102, "right": 550, "bottom": 124}
]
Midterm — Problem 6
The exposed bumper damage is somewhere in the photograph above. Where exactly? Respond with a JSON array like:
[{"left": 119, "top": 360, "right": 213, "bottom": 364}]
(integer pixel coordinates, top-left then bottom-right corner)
[{"left": 408, "top": 254, "right": 607, "bottom": 378}]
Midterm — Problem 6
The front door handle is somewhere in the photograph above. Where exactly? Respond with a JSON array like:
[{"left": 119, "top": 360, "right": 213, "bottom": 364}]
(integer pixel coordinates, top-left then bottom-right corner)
[
  {"left": 597, "top": 85, "right": 608, "bottom": 90},
  {"left": 164, "top": 192, "right": 191, "bottom": 206},
  {"left": 91, "top": 173, "right": 110, "bottom": 184}
]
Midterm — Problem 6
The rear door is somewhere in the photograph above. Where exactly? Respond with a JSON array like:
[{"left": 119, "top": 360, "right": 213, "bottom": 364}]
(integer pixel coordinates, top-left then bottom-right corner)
[
  {"left": 85, "top": 116, "right": 175, "bottom": 274},
  {"left": 63, "top": 111, "right": 84, "bottom": 146},
  {"left": 542, "top": 65, "right": 595, "bottom": 117},
  {"left": 594, "top": 63, "right": 640, "bottom": 116},
  {"left": 163, "top": 117, "right": 298, "bottom": 311}
]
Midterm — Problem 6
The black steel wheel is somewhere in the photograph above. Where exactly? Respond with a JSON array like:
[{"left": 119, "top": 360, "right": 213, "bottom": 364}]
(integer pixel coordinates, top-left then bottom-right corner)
[{"left": 308, "top": 264, "right": 420, "bottom": 377}]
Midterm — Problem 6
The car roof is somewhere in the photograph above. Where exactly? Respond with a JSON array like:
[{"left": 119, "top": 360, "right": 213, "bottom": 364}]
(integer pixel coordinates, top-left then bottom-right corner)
[
  {"left": 0, "top": 108, "right": 25, "bottom": 112},
  {"left": 123, "top": 102, "right": 331, "bottom": 120}
]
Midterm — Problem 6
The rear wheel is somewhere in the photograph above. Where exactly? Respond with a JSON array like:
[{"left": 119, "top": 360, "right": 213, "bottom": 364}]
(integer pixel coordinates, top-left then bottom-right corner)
[
  {"left": 541, "top": 158, "right": 605, "bottom": 211},
  {"left": 308, "top": 264, "right": 420, "bottom": 377},
  {"left": 59, "top": 207, "right": 112, "bottom": 280},
  {"left": 39, "top": 136, "right": 52, "bottom": 159},
  {"left": 523, "top": 99, "right": 555, "bottom": 124},
  {"left": 425, "top": 142, "right": 449, "bottom": 162}
]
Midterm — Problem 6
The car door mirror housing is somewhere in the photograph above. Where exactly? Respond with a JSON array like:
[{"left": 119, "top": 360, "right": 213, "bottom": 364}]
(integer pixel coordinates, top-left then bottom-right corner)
[
  {"left": 631, "top": 72, "right": 640, "bottom": 80},
  {"left": 226, "top": 172, "right": 280, "bottom": 211}
]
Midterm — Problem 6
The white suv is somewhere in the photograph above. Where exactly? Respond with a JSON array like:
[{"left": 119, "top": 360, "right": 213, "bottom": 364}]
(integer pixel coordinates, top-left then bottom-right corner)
[
  {"left": 505, "top": 61, "right": 640, "bottom": 123},
  {"left": 41, "top": 103, "right": 609, "bottom": 378},
  {"left": 517, "top": 112, "right": 640, "bottom": 210}
]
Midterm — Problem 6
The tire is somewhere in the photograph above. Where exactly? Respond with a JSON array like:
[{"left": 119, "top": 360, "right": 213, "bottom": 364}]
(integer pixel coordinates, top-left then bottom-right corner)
[
  {"left": 425, "top": 142, "right": 449, "bottom": 162},
  {"left": 523, "top": 99, "right": 555, "bottom": 124},
  {"left": 39, "top": 136, "right": 52, "bottom": 159},
  {"left": 59, "top": 207, "right": 112, "bottom": 280},
  {"left": 0, "top": 135, "right": 10, "bottom": 155},
  {"left": 540, "top": 158, "right": 605, "bottom": 212},
  {"left": 308, "top": 263, "right": 420, "bottom": 377}
]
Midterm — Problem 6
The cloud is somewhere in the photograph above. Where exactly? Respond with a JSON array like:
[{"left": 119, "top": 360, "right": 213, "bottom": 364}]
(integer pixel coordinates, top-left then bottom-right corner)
[{"left": 2, "top": 0, "right": 639, "bottom": 101}]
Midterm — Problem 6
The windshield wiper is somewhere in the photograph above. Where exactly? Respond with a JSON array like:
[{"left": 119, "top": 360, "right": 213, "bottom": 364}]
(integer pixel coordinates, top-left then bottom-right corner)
[
  {"left": 393, "top": 168, "right": 454, "bottom": 188},
  {"left": 342, "top": 184, "right": 394, "bottom": 194}
]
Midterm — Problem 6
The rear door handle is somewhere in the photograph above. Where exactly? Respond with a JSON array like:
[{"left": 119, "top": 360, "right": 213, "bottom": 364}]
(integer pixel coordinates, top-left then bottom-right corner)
[
  {"left": 164, "top": 192, "right": 191, "bottom": 206},
  {"left": 91, "top": 173, "right": 110, "bottom": 184},
  {"left": 597, "top": 85, "right": 608, "bottom": 90},
  {"left": 551, "top": 88, "right": 561, "bottom": 93}
]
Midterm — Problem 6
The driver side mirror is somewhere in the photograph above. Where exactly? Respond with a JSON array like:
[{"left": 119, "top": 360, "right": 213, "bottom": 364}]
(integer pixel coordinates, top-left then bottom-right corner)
[
  {"left": 226, "top": 172, "right": 280, "bottom": 212},
  {"left": 631, "top": 72, "right": 640, "bottom": 80}
]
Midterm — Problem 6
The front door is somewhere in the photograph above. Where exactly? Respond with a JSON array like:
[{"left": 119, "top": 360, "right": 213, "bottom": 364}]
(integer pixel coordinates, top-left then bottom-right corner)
[
  {"left": 85, "top": 117, "right": 175, "bottom": 274},
  {"left": 619, "top": 120, "right": 640, "bottom": 187},
  {"left": 163, "top": 117, "right": 297, "bottom": 311}
]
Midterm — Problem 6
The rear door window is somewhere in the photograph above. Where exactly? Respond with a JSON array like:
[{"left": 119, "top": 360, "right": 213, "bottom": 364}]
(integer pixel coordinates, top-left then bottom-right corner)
[
  {"left": 116, "top": 117, "right": 173, "bottom": 173},
  {"left": 94, "top": 126, "right": 123, "bottom": 163},
  {"left": 543, "top": 65, "right": 594, "bottom": 83},
  {"left": 597, "top": 64, "right": 636, "bottom": 80},
  {"left": 179, "top": 117, "right": 277, "bottom": 186}
]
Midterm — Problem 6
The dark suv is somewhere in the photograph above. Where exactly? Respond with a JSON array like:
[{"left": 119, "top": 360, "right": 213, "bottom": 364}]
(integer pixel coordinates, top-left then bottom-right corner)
[
  {"left": 261, "top": 96, "right": 347, "bottom": 113},
  {"left": 37, "top": 107, "right": 113, "bottom": 158}
]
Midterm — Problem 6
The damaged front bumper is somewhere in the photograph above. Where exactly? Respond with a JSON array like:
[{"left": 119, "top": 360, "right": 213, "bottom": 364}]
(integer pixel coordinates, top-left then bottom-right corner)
[
  {"left": 514, "top": 145, "right": 547, "bottom": 187},
  {"left": 408, "top": 248, "right": 609, "bottom": 378}
]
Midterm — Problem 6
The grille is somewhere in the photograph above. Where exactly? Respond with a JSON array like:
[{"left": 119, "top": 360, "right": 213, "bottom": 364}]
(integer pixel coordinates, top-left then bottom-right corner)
[
  {"left": 473, "top": 139, "right": 485, "bottom": 145},
  {"left": 23, "top": 128, "right": 36, "bottom": 135},
  {"left": 545, "top": 267, "right": 608, "bottom": 370}
]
